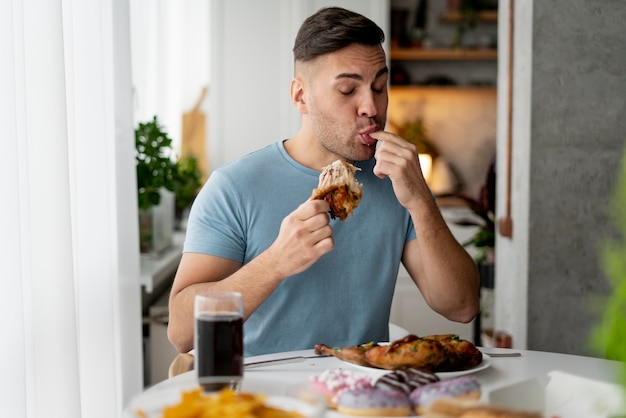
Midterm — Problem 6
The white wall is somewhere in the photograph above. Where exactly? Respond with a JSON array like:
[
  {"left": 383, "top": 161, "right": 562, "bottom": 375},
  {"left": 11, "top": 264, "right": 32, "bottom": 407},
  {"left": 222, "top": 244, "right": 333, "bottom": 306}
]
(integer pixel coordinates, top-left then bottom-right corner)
[{"left": 130, "top": 0, "right": 210, "bottom": 155}]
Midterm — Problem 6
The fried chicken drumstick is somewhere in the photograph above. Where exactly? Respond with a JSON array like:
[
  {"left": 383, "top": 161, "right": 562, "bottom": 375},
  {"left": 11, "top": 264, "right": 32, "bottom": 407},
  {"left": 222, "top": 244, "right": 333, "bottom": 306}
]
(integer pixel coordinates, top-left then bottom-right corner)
[
  {"left": 313, "top": 341, "right": 378, "bottom": 367},
  {"left": 310, "top": 160, "right": 363, "bottom": 221}
]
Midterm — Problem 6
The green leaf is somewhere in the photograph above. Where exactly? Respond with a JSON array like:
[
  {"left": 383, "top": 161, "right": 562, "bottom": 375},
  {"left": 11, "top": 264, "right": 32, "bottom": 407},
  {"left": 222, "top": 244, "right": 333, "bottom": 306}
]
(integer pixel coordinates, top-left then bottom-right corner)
[{"left": 590, "top": 144, "right": 626, "bottom": 389}]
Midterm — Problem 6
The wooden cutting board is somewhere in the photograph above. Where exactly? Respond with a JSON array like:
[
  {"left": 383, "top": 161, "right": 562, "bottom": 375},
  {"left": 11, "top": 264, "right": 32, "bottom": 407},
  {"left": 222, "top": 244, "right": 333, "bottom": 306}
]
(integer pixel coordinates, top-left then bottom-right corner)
[{"left": 181, "top": 86, "right": 209, "bottom": 182}]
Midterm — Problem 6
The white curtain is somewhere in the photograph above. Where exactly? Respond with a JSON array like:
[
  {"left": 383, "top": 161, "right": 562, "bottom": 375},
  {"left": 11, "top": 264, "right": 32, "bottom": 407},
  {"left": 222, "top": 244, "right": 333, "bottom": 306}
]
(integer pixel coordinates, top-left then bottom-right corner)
[{"left": 1, "top": 0, "right": 143, "bottom": 417}]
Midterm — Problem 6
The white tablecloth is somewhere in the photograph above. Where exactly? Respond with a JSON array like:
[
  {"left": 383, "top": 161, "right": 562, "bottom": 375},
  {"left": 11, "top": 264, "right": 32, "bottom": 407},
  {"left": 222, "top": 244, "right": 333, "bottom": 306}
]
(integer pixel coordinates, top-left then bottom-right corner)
[{"left": 124, "top": 348, "right": 624, "bottom": 417}]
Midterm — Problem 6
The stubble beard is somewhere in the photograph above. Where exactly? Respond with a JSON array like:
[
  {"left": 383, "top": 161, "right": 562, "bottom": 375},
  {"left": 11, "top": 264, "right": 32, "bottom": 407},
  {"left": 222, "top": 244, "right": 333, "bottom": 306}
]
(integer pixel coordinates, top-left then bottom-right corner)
[{"left": 312, "top": 111, "right": 384, "bottom": 162}]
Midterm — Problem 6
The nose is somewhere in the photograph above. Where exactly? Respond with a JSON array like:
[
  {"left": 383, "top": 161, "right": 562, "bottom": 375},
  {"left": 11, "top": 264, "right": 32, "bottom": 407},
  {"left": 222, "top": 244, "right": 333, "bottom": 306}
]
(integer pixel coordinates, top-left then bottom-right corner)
[{"left": 358, "top": 91, "right": 377, "bottom": 118}]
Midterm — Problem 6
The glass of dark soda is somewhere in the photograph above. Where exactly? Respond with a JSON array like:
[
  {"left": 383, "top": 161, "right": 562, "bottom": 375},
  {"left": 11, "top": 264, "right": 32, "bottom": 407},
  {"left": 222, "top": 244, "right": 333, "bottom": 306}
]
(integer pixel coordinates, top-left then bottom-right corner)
[{"left": 194, "top": 291, "right": 243, "bottom": 392}]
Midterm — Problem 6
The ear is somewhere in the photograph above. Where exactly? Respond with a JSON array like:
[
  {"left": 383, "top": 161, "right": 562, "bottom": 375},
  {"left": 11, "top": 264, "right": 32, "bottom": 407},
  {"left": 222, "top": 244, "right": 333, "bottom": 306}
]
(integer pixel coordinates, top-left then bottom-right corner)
[{"left": 290, "top": 77, "right": 308, "bottom": 115}]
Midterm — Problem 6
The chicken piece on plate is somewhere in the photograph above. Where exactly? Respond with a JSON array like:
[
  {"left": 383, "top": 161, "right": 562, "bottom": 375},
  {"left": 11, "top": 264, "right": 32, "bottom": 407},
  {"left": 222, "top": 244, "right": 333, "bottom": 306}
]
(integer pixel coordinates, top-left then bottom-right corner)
[
  {"left": 314, "top": 341, "right": 379, "bottom": 367},
  {"left": 422, "top": 334, "right": 483, "bottom": 372},
  {"left": 314, "top": 336, "right": 420, "bottom": 367},
  {"left": 310, "top": 160, "right": 363, "bottom": 221},
  {"left": 364, "top": 337, "right": 447, "bottom": 371}
]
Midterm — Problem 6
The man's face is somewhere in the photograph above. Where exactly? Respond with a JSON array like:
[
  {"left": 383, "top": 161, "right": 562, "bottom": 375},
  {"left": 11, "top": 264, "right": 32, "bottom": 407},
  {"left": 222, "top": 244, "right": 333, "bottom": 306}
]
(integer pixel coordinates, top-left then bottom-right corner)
[{"left": 300, "top": 43, "right": 389, "bottom": 162}]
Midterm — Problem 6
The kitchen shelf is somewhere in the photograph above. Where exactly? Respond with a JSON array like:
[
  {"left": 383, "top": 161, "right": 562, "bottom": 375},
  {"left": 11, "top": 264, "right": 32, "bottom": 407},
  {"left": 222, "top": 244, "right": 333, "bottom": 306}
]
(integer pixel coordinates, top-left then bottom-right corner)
[
  {"left": 440, "top": 10, "right": 498, "bottom": 23},
  {"left": 390, "top": 85, "right": 496, "bottom": 93},
  {"left": 140, "top": 231, "right": 184, "bottom": 294},
  {"left": 391, "top": 47, "right": 497, "bottom": 61}
]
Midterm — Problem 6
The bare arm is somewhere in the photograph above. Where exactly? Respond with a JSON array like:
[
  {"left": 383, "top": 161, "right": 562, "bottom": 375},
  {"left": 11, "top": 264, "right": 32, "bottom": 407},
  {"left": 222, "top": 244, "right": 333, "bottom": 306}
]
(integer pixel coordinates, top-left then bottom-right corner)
[
  {"left": 168, "top": 199, "right": 334, "bottom": 353},
  {"left": 370, "top": 131, "right": 480, "bottom": 323}
]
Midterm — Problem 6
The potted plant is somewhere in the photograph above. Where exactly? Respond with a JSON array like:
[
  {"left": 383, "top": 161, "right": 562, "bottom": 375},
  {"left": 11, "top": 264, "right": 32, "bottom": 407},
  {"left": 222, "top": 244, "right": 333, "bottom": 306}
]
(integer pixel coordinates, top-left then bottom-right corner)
[
  {"left": 400, "top": 118, "right": 437, "bottom": 157},
  {"left": 170, "top": 155, "right": 203, "bottom": 228},
  {"left": 136, "top": 116, "right": 202, "bottom": 253}
]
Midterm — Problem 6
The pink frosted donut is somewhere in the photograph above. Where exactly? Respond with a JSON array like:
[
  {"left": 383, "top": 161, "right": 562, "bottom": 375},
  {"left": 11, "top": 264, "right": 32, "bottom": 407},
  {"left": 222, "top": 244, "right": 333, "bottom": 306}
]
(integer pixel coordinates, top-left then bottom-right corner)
[
  {"left": 309, "top": 369, "right": 372, "bottom": 408},
  {"left": 409, "top": 375, "right": 481, "bottom": 415},
  {"left": 336, "top": 387, "right": 411, "bottom": 416}
]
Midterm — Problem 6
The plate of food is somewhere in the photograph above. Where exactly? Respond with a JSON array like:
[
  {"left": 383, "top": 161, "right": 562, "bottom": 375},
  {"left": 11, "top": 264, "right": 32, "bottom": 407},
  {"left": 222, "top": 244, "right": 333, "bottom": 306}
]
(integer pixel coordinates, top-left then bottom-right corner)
[
  {"left": 126, "top": 386, "right": 325, "bottom": 418},
  {"left": 313, "top": 334, "right": 490, "bottom": 379}
]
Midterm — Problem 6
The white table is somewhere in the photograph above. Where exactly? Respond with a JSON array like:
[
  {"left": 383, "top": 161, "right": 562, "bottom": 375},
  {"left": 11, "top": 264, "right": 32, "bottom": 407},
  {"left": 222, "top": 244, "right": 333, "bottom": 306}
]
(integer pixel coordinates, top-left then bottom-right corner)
[{"left": 124, "top": 348, "right": 624, "bottom": 417}]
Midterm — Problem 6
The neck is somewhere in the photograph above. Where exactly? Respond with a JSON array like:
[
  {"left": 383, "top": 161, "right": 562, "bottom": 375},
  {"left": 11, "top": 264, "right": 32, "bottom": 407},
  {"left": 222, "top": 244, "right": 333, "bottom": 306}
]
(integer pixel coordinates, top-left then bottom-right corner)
[{"left": 284, "top": 129, "right": 347, "bottom": 171}]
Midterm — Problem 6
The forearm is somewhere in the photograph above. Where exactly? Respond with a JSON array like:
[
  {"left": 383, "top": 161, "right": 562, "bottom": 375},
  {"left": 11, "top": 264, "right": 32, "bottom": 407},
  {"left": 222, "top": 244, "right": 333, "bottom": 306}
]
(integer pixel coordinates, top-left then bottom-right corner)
[
  {"left": 405, "top": 198, "right": 480, "bottom": 323},
  {"left": 167, "top": 200, "right": 334, "bottom": 353},
  {"left": 167, "top": 251, "right": 287, "bottom": 353}
]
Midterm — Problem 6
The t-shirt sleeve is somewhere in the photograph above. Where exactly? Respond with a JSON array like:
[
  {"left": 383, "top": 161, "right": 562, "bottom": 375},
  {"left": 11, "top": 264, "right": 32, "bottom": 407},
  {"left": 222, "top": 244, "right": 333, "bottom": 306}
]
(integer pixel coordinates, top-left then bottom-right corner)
[{"left": 183, "top": 170, "right": 246, "bottom": 262}]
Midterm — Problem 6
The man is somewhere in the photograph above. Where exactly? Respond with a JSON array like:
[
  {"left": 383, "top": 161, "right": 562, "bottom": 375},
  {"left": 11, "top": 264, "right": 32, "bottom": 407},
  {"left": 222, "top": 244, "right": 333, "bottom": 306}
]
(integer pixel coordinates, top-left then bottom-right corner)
[{"left": 168, "top": 7, "right": 479, "bottom": 357}]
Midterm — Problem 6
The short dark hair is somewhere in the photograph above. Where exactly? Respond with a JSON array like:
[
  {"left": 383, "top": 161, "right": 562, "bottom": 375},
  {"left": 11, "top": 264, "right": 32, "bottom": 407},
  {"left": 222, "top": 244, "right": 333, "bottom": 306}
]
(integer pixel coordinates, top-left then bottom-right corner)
[{"left": 293, "top": 7, "right": 385, "bottom": 62}]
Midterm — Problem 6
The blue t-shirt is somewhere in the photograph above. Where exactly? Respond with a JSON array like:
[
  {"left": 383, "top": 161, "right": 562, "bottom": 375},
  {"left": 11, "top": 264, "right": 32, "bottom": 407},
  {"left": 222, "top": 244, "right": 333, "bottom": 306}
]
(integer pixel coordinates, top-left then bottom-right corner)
[{"left": 184, "top": 141, "right": 416, "bottom": 356}]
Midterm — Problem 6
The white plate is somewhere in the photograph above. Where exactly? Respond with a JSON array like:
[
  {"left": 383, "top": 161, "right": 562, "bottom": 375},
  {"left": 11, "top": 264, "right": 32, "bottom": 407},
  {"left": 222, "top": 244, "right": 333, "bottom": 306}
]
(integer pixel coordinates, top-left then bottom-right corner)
[{"left": 342, "top": 354, "right": 492, "bottom": 380}]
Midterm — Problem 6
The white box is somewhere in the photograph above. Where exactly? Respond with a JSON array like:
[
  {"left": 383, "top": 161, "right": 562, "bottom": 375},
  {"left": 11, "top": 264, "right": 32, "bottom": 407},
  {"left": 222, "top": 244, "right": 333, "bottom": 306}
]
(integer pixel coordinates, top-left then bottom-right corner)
[{"left": 487, "top": 371, "right": 626, "bottom": 418}]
